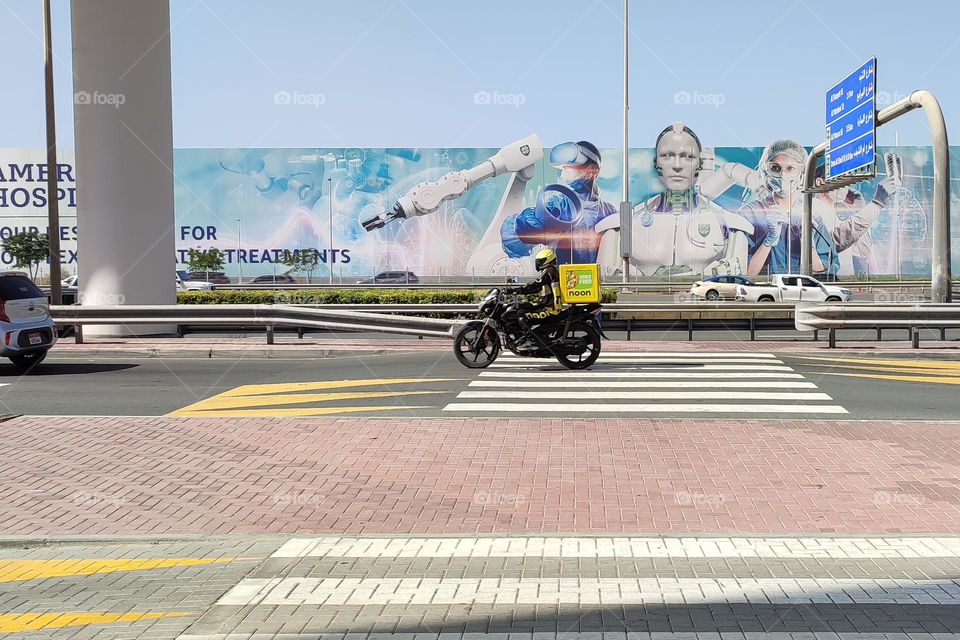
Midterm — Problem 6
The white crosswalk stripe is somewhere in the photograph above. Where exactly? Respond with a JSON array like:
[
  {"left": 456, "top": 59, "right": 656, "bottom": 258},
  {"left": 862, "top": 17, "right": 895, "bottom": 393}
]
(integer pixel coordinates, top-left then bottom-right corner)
[{"left": 442, "top": 352, "right": 846, "bottom": 416}]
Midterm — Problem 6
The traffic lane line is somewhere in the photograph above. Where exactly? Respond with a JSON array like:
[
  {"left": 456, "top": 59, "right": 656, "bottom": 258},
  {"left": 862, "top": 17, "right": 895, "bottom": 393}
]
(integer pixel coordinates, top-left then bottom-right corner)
[
  {"left": 214, "top": 576, "right": 960, "bottom": 606},
  {"left": 271, "top": 536, "right": 960, "bottom": 559},
  {"left": 442, "top": 403, "right": 848, "bottom": 413},
  {"left": 0, "top": 557, "right": 233, "bottom": 582},
  {"left": 218, "top": 378, "right": 460, "bottom": 398},
  {"left": 789, "top": 355, "right": 960, "bottom": 370},
  {"left": 171, "top": 390, "right": 446, "bottom": 413},
  {"left": 487, "top": 363, "right": 797, "bottom": 371},
  {"left": 468, "top": 380, "right": 819, "bottom": 388},
  {"left": 171, "top": 405, "right": 436, "bottom": 418},
  {"left": 0, "top": 611, "right": 187, "bottom": 633},
  {"left": 478, "top": 371, "right": 806, "bottom": 378},
  {"left": 456, "top": 391, "right": 834, "bottom": 401},
  {"left": 818, "top": 371, "right": 960, "bottom": 385}
]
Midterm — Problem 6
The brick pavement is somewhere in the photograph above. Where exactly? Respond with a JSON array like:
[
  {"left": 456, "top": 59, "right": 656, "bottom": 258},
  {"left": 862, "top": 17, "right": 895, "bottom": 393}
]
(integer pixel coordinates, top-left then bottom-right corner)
[{"left": 2, "top": 416, "right": 959, "bottom": 537}]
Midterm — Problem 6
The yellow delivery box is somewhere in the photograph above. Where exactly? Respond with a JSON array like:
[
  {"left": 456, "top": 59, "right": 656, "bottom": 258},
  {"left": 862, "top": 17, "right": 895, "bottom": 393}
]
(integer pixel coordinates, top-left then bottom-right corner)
[{"left": 558, "top": 263, "right": 601, "bottom": 304}]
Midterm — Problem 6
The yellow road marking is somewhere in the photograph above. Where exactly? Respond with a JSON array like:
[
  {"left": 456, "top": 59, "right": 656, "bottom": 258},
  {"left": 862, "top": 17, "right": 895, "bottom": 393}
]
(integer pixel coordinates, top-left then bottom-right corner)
[
  {"left": 792, "top": 355, "right": 960, "bottom": 370},
  {"left": 0, "top": 612, "right": 186, "bottom": 632},
  {"left": 803, "top": 362, "right": 960, "bottom": 376},
  {"left": 170, "top": 377, "right": 456, "bottom": 416},
  {"left": 220, "top": 378, "right": 457, "bottom": 397},
  {"left": 0, "top": 558, "right": 232, "bottom": 583},
  {"left": 173, "top": 405, "right": 434, "bottom": 417},
  {"left": 821, "top": 371, "right": 960, "bottom": 385},
  {"left": 173, "top": 390, "right": 443, "bottom": 413}
]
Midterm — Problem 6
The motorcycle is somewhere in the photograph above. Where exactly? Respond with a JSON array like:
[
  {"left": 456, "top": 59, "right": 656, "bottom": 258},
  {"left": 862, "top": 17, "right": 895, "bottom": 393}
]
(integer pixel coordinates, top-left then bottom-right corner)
[{"left": 453, "top": 287, "right": 604, "bottom": 370}]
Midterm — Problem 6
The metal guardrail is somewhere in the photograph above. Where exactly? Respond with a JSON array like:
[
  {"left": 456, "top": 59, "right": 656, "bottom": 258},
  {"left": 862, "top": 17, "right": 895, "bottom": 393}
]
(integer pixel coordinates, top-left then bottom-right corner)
[
  {"left": 51, "top": 301, "right": 808, "bottom": 344},
  {"left": 209, "top": 280, "right": 958, "bottom": 293},
  {"left": 795, "top": 302, "right": 960, "bottom": 348},
  {"left": 51, "top": 304, "right": 459, "bottom": 343}
]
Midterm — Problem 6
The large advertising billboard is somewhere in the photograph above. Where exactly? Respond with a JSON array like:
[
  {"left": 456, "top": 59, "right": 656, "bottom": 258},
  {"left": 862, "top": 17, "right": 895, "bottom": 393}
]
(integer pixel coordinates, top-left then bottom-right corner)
[{"left": 1, "top": 132, "right": 956, "bottom": 281}]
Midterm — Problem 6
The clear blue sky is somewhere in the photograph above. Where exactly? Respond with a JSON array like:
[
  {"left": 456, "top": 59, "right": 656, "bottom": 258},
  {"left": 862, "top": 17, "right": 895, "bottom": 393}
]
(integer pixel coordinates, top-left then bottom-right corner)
[{"left": 1, "top": 0, "right": 957, "bottom": 149}]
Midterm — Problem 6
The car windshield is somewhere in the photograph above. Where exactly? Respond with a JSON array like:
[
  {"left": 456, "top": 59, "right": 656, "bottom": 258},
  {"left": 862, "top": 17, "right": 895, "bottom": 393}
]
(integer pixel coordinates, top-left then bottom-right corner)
[{"left": 0, "top": 276, "right": 44, "bottom": 300}]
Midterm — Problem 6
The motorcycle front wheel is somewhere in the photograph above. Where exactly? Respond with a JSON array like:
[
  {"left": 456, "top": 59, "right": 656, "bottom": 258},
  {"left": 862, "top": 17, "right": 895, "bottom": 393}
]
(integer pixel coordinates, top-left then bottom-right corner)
[
  {"left": 554, "top": 322, "right": 601, "bottom": 370},
  {"left": 453, "top": 321, "right": 501, "bottom": 369}
]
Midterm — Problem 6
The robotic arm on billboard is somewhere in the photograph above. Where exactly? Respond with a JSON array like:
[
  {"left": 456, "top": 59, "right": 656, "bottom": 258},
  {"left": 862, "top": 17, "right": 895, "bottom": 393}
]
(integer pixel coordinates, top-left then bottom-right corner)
[{"left": 361, "top": 135, "right": 543, "bottom": 231}]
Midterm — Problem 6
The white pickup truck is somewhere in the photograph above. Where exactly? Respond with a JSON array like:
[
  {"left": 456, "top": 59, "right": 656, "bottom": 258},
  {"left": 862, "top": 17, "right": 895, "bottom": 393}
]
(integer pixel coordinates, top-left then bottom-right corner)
[{"left": 735, "top": 274, "right": 852, "bottom": 303}]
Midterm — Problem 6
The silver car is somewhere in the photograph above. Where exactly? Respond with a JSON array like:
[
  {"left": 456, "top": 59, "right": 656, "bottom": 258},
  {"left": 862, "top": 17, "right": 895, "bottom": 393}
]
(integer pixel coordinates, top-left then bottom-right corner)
[{"left": 0, "top": 273, "right": 57, "bottom": 371}]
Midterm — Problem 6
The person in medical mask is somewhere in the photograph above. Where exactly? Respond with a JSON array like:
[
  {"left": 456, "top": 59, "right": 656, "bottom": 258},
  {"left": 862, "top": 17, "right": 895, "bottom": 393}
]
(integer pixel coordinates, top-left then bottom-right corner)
[
  {"left": 500, "top": 140, "right": 617, "bottom": 264},
  {"left": 740, "top": 139, "right": 838, "bottom": 276}
]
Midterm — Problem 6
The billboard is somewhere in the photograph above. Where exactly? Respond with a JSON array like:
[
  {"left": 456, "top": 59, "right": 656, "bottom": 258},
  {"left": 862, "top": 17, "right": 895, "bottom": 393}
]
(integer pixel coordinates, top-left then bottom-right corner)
[{"left": 0, "top": 136, "right": 956, "bottom": 281}]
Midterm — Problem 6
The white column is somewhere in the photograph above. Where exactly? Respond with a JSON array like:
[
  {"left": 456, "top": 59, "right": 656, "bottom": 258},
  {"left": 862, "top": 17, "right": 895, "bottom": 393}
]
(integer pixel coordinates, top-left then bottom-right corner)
[{"left": 71, "top": 0, "right": 176, "bottom": 335}]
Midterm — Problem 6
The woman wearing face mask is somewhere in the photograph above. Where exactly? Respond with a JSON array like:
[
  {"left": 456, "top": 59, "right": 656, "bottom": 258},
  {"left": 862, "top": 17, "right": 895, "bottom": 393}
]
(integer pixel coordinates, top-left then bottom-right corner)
[{"left": 740, "top": 139, "right": 839, "bottom": 276}]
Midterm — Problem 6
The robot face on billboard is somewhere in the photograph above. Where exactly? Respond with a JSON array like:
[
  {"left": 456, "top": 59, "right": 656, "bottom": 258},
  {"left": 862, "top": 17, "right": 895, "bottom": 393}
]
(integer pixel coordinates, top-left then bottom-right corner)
[{"left": 654, "top": 124, "right": 702, "bottom": 192}]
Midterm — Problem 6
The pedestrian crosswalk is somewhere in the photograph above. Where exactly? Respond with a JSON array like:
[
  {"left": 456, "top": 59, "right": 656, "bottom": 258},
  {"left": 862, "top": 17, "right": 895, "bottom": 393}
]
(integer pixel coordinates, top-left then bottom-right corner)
[
  {"left": 443, "top": 351, "right": 847, "bottom": 416},
  {"left": 176, "top": 535, "right": 960, "bottom": 638}
]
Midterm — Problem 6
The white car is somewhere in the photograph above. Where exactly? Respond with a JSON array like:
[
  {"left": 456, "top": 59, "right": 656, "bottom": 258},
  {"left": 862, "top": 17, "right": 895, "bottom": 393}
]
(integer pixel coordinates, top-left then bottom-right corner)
[
  {"left": 0, "top": 273, "right": 57, "bottom": 370},
  {"left": 736, "top": 274, "right": 853, "bottom": 303},
  {"left": 176, "top": 270, "right": 215, "bottom": 291}
]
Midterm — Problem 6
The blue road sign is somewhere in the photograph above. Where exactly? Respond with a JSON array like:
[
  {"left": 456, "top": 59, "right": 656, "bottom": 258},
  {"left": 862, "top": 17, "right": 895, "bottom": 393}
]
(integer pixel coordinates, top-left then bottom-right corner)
[{"left": 825, "top": 57, "right": 877, "bottom": 180}]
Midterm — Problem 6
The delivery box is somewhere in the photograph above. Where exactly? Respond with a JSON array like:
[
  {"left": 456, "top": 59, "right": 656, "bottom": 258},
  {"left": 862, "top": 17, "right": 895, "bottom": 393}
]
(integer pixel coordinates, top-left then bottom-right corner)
[{"left": 558, "top": 263, "right": 601, "bottom": 304}]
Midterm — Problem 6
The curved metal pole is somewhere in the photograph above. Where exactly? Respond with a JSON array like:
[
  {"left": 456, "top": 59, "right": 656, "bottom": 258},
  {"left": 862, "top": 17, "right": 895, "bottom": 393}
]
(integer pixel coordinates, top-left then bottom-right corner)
[{"left": 802, "top": 90, "right": 951, "bottom": 301}]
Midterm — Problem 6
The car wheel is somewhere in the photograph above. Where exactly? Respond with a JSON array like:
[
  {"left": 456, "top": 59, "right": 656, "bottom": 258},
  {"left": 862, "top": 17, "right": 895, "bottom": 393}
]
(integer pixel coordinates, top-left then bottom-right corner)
[
  {"left": 705, "top": 289, "right": 720, "bottom": 301},
  {"left": 758, "top": 295, "right": 775, "bottom": 303},
  {"left": 10, "top": 350, "right": 47, "bottom": 372},
  {"left": 825, "top": 296, "right": 841, "bottom": 302}
]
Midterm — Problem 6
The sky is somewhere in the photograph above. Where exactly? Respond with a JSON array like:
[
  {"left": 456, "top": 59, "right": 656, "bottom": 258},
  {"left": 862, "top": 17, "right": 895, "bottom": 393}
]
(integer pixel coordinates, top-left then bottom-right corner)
[{"left": 1, "top": 0, "right": 958, "bottom": 150}]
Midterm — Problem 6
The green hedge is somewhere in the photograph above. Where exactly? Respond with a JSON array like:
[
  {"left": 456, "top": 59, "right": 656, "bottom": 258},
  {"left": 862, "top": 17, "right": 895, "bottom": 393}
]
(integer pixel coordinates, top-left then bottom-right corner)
[{"left": 178, "top": 288, "right": 618, "bottom": 305}]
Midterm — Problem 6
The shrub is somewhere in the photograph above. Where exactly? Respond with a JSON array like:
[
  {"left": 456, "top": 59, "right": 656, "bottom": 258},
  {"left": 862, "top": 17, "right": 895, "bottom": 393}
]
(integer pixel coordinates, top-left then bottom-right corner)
[{"left": 177, "top": 287, "right": 619, "bottom": 305}]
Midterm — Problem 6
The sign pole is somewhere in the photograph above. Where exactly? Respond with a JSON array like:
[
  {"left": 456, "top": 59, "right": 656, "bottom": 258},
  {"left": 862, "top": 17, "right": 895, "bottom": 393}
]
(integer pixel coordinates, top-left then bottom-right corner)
[
  {"left": 620, "top": 0, "right": 632, "bottom": 285},
  {"left": 43, "top": 0, "right": 61, "bottom": 303}
]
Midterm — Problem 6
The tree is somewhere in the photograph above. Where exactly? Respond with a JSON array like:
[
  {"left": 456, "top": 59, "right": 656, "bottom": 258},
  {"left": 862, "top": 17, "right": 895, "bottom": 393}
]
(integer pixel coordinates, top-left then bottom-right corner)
[
  {"left": 186, "top": 247, "right": 226, "bottom": 280},
  {"left": 280, "top": 248, "right": 320, "bottom": 283},
  {"left": 2, "top": 231, "right": 50, "bottom": 281}
]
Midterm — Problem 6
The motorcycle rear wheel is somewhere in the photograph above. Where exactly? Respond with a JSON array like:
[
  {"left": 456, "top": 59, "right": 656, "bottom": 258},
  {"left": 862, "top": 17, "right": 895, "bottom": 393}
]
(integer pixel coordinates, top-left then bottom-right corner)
[
  {"left": 554, "top": 322, "right": 601, "bottom": 370},
  {"left": 453, "top": 321, "right": 501, "bottom": 368}
]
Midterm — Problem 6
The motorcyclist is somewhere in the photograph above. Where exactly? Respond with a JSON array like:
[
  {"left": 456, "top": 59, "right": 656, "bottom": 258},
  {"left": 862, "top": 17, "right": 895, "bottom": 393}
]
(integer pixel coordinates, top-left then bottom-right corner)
[{"left": 506, "top": 248, "right": 563, "bottom": 346}]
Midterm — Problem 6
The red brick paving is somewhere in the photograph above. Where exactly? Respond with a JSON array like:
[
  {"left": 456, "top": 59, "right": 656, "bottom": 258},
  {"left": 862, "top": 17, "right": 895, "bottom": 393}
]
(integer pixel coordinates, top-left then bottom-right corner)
[{"left": 3, "top": 417, "right": 959, "bottom": 536}]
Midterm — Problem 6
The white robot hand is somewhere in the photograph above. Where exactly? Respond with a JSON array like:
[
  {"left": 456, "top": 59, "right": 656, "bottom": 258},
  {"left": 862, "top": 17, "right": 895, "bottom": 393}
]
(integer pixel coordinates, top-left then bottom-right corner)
[{"left": 362, "top": 135, "right": 543, "bottom": 231}]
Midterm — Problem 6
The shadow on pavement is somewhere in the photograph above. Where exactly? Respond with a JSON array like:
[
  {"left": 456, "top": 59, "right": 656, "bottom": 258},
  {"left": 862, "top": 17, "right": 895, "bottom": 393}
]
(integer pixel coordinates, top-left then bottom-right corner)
[{"left": 0, "top": 363, "right": 139, "bottom": 376}]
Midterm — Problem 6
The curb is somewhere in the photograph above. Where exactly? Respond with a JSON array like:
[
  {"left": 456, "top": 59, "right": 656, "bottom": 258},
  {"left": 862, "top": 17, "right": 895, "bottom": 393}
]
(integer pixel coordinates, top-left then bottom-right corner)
[{"left": 50, "top": 347, "right": 420, "bottom": 359}]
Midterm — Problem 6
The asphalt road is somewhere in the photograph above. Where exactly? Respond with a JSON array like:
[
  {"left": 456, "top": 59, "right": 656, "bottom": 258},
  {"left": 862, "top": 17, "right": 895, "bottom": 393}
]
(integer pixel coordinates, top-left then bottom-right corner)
[{"left": 6, "top": 347, "right": 960, "bottom": 420}]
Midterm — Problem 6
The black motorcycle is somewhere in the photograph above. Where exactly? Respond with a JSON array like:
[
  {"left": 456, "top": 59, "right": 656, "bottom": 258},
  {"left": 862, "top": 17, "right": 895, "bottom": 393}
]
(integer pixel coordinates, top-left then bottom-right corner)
[{"left": 453, "top": 287, "right": 604, "bottom": 370}]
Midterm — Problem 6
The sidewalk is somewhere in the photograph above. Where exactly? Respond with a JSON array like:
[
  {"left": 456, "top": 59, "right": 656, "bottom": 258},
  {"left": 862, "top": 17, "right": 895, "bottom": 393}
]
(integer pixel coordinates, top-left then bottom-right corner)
[
  {"left": 2, "top": 415, "right": 958, "bottom": 539},
  {"left": 49, "top": 334, "right": 960, "bottom": 358}
]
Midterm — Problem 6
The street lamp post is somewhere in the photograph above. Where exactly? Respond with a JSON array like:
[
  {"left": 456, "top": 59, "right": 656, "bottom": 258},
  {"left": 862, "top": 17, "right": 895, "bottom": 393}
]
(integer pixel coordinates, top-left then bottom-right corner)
[
  {"left": 328, "top": 177, "right": 333, "bottom": 284},
  {"left": 43, "top": 0, "right": 61, "bottom": 304},
  {"left": 620, "top": 0, "right": 632, "bottom": 285},
  {"left": 235, "top": 218, "right": 242, "bottom": 283}
]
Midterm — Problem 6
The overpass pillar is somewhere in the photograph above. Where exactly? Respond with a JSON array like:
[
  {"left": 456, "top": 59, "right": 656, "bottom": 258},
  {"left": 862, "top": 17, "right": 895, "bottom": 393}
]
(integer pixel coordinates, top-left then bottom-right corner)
[{"left": 71, "top": 0, "right": 176, "bottom": 335}]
